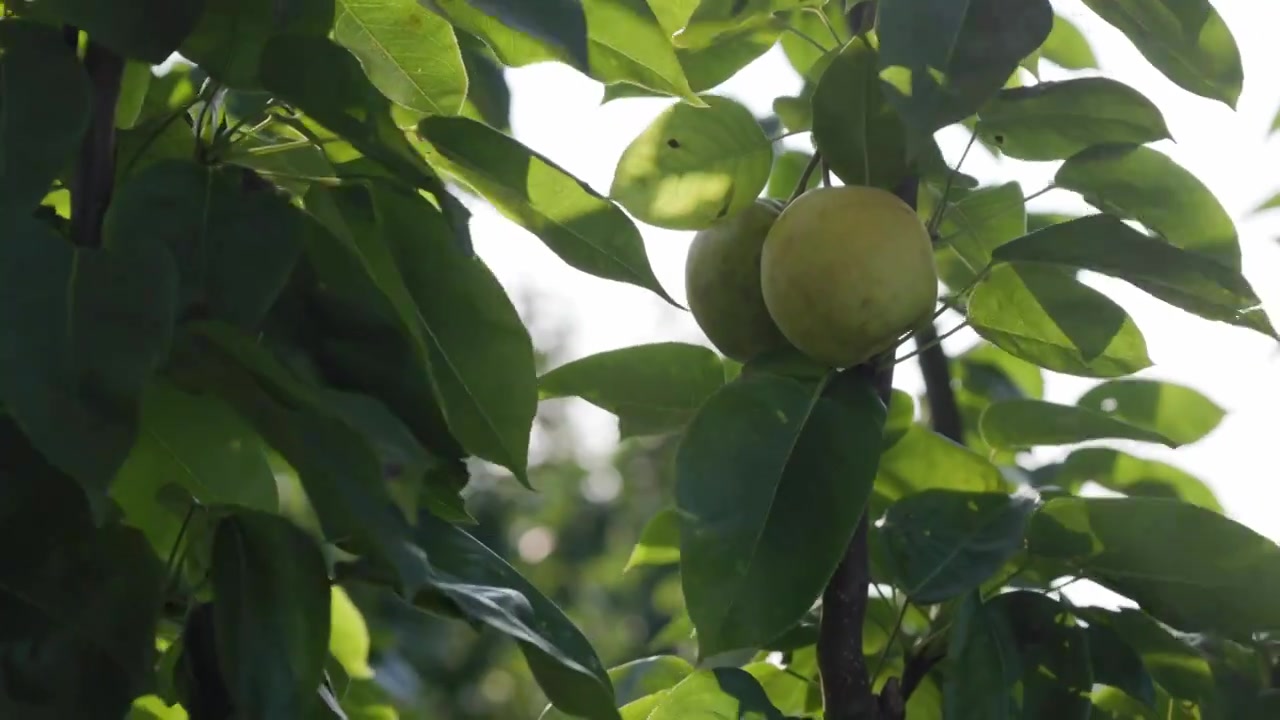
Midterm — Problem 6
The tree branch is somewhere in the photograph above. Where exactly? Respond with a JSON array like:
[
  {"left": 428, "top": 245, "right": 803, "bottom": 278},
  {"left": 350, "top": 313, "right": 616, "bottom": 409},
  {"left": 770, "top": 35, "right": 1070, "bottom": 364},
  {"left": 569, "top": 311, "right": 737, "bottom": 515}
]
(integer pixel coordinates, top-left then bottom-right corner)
[
  {"left": 70, "top": 38, "right": 125, "bottom": 248},
  {"left": 914, "top": 322, "right": 964, "bottom": 443}
]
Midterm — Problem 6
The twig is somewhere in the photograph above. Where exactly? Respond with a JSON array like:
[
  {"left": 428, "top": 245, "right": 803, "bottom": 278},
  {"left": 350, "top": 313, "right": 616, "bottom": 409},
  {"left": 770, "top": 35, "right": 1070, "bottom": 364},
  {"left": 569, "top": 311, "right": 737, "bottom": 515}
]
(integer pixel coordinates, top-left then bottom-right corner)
[
  {"left": 806, "top": 6, "right": 844, "bottom": 45},
  {"left": 890, "top": 321, "right": 970, "bottom": 367},
  {"left": 790, "top": 152, "right": 823, "bottom": 203},
  {"left": 913, "top": 323, "right": 965, "bottom": 443},
  {"left": 1023, "top": 184, "right": 1056, "bottom": 203},
  {"left": 768, "top": 128, "right": 810, "bottom": 143},
  {"left": 70, "top": 39, "right": 125, "bottom": 248}
]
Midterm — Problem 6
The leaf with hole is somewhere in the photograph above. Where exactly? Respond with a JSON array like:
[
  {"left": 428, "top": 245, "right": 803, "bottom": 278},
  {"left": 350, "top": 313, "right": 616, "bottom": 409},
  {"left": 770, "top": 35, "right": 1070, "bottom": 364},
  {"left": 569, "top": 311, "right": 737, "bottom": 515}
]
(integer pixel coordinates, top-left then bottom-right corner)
[
  {"left": 812, "top": 37, "right": 909, "bottom": 190},
  {"left": 879, "top": 490, "right": 1038, "bottom": 604},
  {"left": 0, "top": 21, "right": 91, "bottom": 213},
  {"left": 967, "top": 263, "right": 1152, "bottom": 378},
  {"left": 211, "top": 510, "right": 331, "bottom": 719},
  {"left": 1076, "top": 379, "right": 1225, "bottom": 447},
  {"left": 992, "top": 214, "right": 1274, "bottom": 339},
  {"left": 1056, "top": 144, "right": 1240, "bottom": 270},
  {"left": 976, "top": 78, "right": 1170, "bottom": 161},
  {"left": 876, "top": 0, "right": 1053, "bottom": 140},
  {"left": 611, "top": 95, "right": 772, "bottom": 230},
  {"left": 1081, "top": 0, "right": 1242, "bottom": 107},
  {"left": 676, "top": 371, "right": 885, "bottom": 656},
  {"left": 419, "top": 115, "right": 675, "bottom": 304},
  {"left": 1027, "top": 497, "right": 1280, "bottom": 638},
  {"left": 334, "top": 0, "right": 468, "bottom": 115},
  {"left": 539, "top": 342, "right": 727, "bottom": 438}
]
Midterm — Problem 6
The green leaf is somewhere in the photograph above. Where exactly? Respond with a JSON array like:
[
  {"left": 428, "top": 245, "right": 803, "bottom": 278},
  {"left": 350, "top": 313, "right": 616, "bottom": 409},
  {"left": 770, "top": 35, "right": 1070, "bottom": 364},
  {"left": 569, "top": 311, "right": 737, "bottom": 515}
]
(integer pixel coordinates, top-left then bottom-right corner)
[
  {"left": 976, "top": 78, "right": 1170, "bottom": 161},
  {"left": 180, "top": 0, "right": 334, "bottom": 88},
  {"left": 412, "top": 511, "right": 620, "bottom": 720},
  {"left": 33, "top": 0, "right": 204, "bottom": 62},
  {"left": 1252, "top": 191, "right": 1280, "bottom": 215},
  {"left": 875, "top": 424, "right": 1007, "bottom": 508},
  {"left": 610, "top": 95, "right": 772, "bottom": 230},
  {"left": 211, "top": 510, "right": 331, "bottom": 719},
  {"left": 990, "top": 591, "right": 1093, "bottom": 719},
  {"left": 105, "top": 161, "right": 306, "bottom": 330},
  {"left": 539, "top": 342, "right": 726, "bottom": 438},
  {"left": 1082, "top": 607, "right": 1212, "bottom": 706},
  {"left": 876, "top": 0, "right": 1053, "bottom": 140},
  {"left": 626, "top": 507, "right": 682, "bottom": 571},
  {"left": 329, "top": 586, "right": 374, "bottom": 680},
  {"left": 880, "top": 490, "right": 1038, "bottom": 604},
  {"left": 0, "top": 217, "right": 178, "bottom": 515},
  {"left": 436, "top": 0, "right": 699, "bottom": 102},
  {"left": 765, "top": 150, "right": 821, "bottom": 200},
  {"left": 1050, "top": 448, "right": 1222, "bottom": 513},
  {"left": 458, "top": 31, "right": 513, "bottom": 130},
  {"left": 334, "top": 0, "right": 468, "bottom": 115},
  {"left": 1076, "top": 379, "right": 1225, "bottom": 447},
  {"left": 418, "top": 115, "right": 676, "bottom": 304},
  {"left": 1055, "top": 144, "right": 1240, "bottom": 270},
  {"left": 811, "top": 37, "right": 909, "bottom": 190},
  {"left": 308, "top": 181, "right": 535, "bottom": 482},
  {"left": 0, "top": 21, "right": 91, "bottom": 213},
  {"left": 955, "top": 342, "right": 1044, "bottom": 400},
  {"left": 675, "top": 0, "right": 813, "bottom": 48},
  {"left": 1080, "top": 0, "right": 1242, "bottom": 107},
  {"left": 647, "top": 668, "right": 788, "bottom": 720},
  {"left": 676, "top": 371, "right": 886, "bottom": 656},
  {"left": 453, "top": 0, "right": 589, "bottom": 68},
  {"left": 602, "top": 24, "right": 781, "bottom": 100},
  {"left": 176, "top": 322, "right": 433, "bottom": 596},
  {"left": 780, "top": 5, "right": 848, "bottom": 79},
  {"left": 980, "top": 399, "right": 1177, "bottom": 450},
  {"left": 743, "top": 661, "right": 817, "bottom": 716},
  {"left": 1028, "top": 497, "right": 1280, "bottom": 638},
  {"left": 112, "top": 381, "right": 279, "bottom": 557},
  {"left": 1082, "top": 621, "right": 1157, "bottom": 708},
  {"left": 967, "top": 263, "right": 1153, "bottom": 378},
  {"left": 115, "top": 60, "right": 153, "bottom": 129},
  {"left": 1040, "top": 12, "right": 1097, "bottom": 69},
  {"left": 932, "top": 181, "right": 1026, "bottom": 274},
  {"left": 992, "top": 214, "right": 1274, "bottom": 339},
  {"left": 542, "top": 655, "right": 695, "bottom": 720},
  {"left": 943, "top": 591, "right": 1022, "bottom": 720}
]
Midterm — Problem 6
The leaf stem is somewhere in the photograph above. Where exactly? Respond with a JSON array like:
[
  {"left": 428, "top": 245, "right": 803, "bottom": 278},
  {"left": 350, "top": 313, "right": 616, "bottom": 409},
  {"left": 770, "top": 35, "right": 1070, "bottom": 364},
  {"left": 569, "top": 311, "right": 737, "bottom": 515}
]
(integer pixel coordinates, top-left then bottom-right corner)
[
  {"left": 769, "top": 128, "right": 811, "bottom": 143},
  {"left": 806, "top": 7, "right": 844, "bottom": 45},
  {"left": 925, "top": 129, "right": 978, "bottom": 237},
  {"left": 890, "top": 320, "right": 971, "bottom": 368},
  {"left": 1023, "top": 184, "right": 1056, "bottom": 203},
  {"left": 790, "top": 152, "right": 823, "bottom": 203},
  {"left": 784, "top": 25, "right": 832, "bottom": 53}
]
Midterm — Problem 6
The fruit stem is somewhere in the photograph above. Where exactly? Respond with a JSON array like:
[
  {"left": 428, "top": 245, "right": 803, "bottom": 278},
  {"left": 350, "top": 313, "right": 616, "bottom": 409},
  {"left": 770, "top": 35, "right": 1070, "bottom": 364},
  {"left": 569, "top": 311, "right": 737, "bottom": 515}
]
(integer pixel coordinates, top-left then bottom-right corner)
[{"left": 789, "top": 152, "right": 823, "bottom": 203}]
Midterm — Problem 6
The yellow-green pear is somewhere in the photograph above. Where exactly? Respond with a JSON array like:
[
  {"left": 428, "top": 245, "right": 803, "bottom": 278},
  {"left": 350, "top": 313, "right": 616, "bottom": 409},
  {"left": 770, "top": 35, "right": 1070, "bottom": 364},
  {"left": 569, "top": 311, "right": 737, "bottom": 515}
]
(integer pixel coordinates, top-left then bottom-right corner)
[
  {"left": 684, "top": 199, "right": 793, "bottom": 363},
  {"left": 760, "top": 186, "right": 938, "bottom": 368}
]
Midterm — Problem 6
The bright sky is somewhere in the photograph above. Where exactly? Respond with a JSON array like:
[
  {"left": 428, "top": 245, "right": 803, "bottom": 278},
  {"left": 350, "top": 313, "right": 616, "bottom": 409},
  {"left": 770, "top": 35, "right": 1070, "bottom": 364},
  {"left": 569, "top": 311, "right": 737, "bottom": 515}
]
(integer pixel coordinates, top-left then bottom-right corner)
[{"left": 466, "top": 0, "right": 1280, "bottom": 552}]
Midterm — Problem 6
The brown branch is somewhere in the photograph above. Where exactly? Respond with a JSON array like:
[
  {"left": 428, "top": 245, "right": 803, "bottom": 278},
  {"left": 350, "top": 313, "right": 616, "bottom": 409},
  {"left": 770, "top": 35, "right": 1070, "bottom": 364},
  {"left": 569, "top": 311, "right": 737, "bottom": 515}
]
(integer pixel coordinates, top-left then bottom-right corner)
[
  {"left": 70, "top": 38, "right": 125, "bottom": 248},
  {"left": 914, "top": 322, "right": 964, "bottom": 443}
]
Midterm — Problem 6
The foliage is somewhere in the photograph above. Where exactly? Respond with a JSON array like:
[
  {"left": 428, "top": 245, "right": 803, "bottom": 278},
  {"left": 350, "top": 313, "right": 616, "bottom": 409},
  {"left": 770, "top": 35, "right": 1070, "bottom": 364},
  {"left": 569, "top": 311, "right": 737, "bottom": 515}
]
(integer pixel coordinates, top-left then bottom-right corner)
[{"left": 0, "top": 0, "right": 1276, "bottom": 719}]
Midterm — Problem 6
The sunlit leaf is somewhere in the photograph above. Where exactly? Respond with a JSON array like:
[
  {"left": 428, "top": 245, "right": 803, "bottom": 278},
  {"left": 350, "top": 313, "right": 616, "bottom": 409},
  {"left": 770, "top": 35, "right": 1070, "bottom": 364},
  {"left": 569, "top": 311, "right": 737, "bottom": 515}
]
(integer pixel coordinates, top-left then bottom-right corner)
[
  {"left": 540, "top": 342, "right": 726, "bottom": 438},
  {"left": 625, "top": 507, "right": 682, "bottom": 571},
  {"left": 780, "top": 5, "right": 847, "bottom": 79},
  {"left": 1048, "top": 447, "right": 1222, "bottom": 513},
  {"left": 1040, "top": 12, "right": 1097, "bottom": 69},
  {"left": 419, "top": 115, "right": 676, "bottom": 304},
  {"left": 1056, "top": 144, "right": 1240, "bottom": 270},
  {"left": 931, "top": 181, "right": 1026, "bottom": 275},
  {"left": 329, "top": 586, "right": 374, "bottom": 680},
  {"left": 874, "top": 424, "right": 1007, "bottom": 509},
  {"left": 647, "top": 668, "right": 788, "bottom": 719},
  {"left": 603, "top": 25, "right": 780, "bottom": 100},
  {"left": 676, "top": 371, "right": 885, "bottom": 656},
  {"left": 955, "top": 342, "right": 1044, "bottom": 400},
  {"left": 967, "top": 263, "right": 1153, "bottom": 378},
  {"left": 981, "top": 399, "right": 1177, "bottom": 450},
  {"left": 1076, "top": 379, "right": 1225, "bottom": 447},
  {"left": 1081, "top": 0, "right": 1242, "bottom": 107},
  {"left": 765, "top": 150, "right": 821, "bottom": 200},
  {"left": 976, "top": 78, "right": 1170, "bottom": 160},
  {"left": 611, "top": 95, "right": 772, "bottom": 230},
  {"left": 812, "top": 37, "right": 909, "bottom": 191}
]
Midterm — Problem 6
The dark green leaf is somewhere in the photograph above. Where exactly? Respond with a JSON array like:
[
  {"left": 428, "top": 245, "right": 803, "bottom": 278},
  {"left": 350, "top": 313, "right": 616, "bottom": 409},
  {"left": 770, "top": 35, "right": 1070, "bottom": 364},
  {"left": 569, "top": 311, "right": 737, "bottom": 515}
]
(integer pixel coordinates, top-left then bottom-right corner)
[
  {"left": 0, "top": 217, "right": 177, "bottom": 515},
  {"left": 967, "top": 263, "right": 1153, "bottom": 378},
  {"left": 211, "top": 510, "right": 331, "bottom": 719},
  {"left": 648, "top": 667, "right": 788, "bottom": 720},
  {"left": 33, "top": 0, "right": 204, "bottom": 62},
  {"left": 450, "top": 0, "right": 589, "bottom": 69},
  {"left": 175, "top": 322, "right": 433, "bottom": 596},
  {"left": 883, "top": 388, "right": 916, "bottom": 448},
  {"left": 105, "top": 160, "right": 305, "bottom": 330},
  {"left": 539, "top": 342, "right": 727, "bottom": 438},
  {"left": 418, "top": 115, "right": 676, "bottom": 303},
  {"left": 1080, "top": 607, "right": 1215, "bottom": 705},
  {"left": 458, "top": 31, "right": 512, "bottom": 131},
  {"left": 812, "top": 37, "right": 908, "bottom": 190},
  {"left": 625, "top": 507, "right": 682, "bottom": 571},
  {"left": 874, "top": 424, "right": 1007, "bottom": 507},
  {"left": 307, "top": 181, "right": 537, "bottom": 483},
  {"left": 677, "top": 371, "right": 885, "bottom": 656},
  {"left": 112, "top": 381, "right": 279, "bottom": 557},
  {"left": 1050, "top": 448, "right": 1222, "bottom": 513},
  {"left": 992, "top": 214, "right": 1274, "bottom": 339},
  {"left": 0, "top": 425, "right": 165, "bottom": 718},
  {"left": 743, "top": 661, "right": 816, "bottom": 716},
  {"left": 334, "top": 0, "right": 468, "bottom": 115},
  {"left": 1028, "top": 497, "right": 1280, "bottom": 638},
  {"left": 412, "top": 511, "right": 620, "bottom": 720},
  {"left": 1083, "top": 621, "right": 1157, "bottom": 707},
  {"left": 880, "top": 490, "right": 1038, "bottom": 604},
  {"left": 1040, "top": 12, "right": 1097, "bottom": 69},
  {"left": 876, "top": 0, "right": 1053, "bottom": 139},
  {"left": 989, "top": 591, "right": 1092, "bottom": 719},
  {"left": 976, "top": 78, "right": 1170, "bottom": 160},
  {"left": 0, "top": 21, "right": 91, "bottom": 213},
  {"left": 1055, "top": 144, "right": 1240, "bottom": 270},
  {"left": 611, "top": 95, "right": 772, "bottom": 230},
  {"left": 1081, "top": 0, "right": 1242, "bottom": 106},
  {"left": 1076, "top": 379, "right": 1225, "bottom": 446},
  {"left": 943, "top": 591, "right": 1021, "bottom": 720},
  {"left": 980, "top": 399, "right": 1176, "bottom": 450},
  {"left": 181, "top": 0, "right": 334, "bottom": 88}
]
